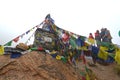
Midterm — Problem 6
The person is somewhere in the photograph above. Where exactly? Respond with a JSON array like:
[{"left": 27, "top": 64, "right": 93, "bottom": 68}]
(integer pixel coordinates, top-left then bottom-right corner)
[
  {"left": 89, "top": 33, "right": 94, "bottom": 39},
  {"left": 100, "top": 28, "right": 106, "bottom": 42},
  {"left": 103, "top": 28, "right": 112, "bottom": 43},
  {"left": 94, "top": 30, "right": 101, "bottom": 47},
  {"left": 106, "top": 29, "right": 112, "bottom": 43},
  {"left": 88, "top": 33, "right": 95, "bottom": 45}
]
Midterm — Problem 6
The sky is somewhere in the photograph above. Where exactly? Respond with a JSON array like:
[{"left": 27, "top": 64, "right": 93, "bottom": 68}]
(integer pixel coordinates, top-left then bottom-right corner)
[{"left": 0, "top": 0, "right": 120, "bottom": 46}]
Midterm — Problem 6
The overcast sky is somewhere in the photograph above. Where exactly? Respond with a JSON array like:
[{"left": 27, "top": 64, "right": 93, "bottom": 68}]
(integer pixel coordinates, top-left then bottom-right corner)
[{"left": 0, "top": 0, "right": 120, "bottom": 46}]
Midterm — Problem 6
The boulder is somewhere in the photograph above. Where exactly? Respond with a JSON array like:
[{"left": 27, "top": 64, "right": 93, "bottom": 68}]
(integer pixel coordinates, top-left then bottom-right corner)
[{"left": 0, "top": 51, "right": 81, "bottom": 80}]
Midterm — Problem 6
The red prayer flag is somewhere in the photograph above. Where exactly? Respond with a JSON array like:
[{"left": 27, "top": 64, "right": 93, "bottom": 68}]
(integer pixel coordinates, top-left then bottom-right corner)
[
  {"left": 82, "top": 76, "right": 86, "bottom": 80},
  {"left": 13, "top": 36, "right": 19, "bottom": 42},
  {"left": 81, "top": 50, "right": 86, "bottom": 64},
  {"left": 38, "top": 47, "right": 44, "bottom": 51},
  {"left": 83, "top": 55, "right": 86, "bottom": 64}
]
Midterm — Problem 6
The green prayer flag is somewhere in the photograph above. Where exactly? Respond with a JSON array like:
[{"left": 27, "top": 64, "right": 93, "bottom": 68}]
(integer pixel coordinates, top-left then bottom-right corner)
[
  {"left": 80, "top": 71, "right": 86, "bottom": 76},
  {"left": 30, "top": 47, "right": 37, "bottom": 51},
  {"left": 85, "top": 65, "right": 89, "bottom": 72},
  {"left": 4, "top": 41, "right": 12, "bottom": 46},
  {"left": 69, "top": 38, "right": 77, "bottom": 49},
  {"left": 71, "top": 35, "right": 76, "bottom": 40},
  {"left": 61, "top": 56, "right": 67, "bottom": 63},
  {"left": 108, "top": 53, "right": 115, "bottom": 58},
  {"left": 100, "top": 41, "right": 111, "bottom": 47},
  {"left": 119, "top": 30, "right": 120, "bottom": 37}
]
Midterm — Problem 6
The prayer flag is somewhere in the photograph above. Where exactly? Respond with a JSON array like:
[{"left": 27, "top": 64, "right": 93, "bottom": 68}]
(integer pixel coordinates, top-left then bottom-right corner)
[
  {"left": 4, "top": 41, "right": 12, "bottom": 46},
  {"left": 0, "top": 45, "right": 4, "bottom": 55},
  {"left": 13, "top": 36, "right": 19, "bottom": 42},
  {"left": 115, "top": 49, "right": 120, "bottom": 64}
]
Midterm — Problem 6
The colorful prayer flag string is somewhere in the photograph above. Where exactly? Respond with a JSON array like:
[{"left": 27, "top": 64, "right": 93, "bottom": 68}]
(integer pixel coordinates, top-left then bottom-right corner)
[{"left": 3, "top": 20, "right": 44, "bottom": 46}]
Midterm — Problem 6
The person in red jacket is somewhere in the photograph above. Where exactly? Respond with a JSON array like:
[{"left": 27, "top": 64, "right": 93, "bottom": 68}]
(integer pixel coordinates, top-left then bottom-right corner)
[{"left": 94, "top": 30, "right": 101, "bottom": 47}]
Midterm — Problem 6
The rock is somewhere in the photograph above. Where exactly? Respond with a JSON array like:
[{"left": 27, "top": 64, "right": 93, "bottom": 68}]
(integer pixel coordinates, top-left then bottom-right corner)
[
  {"left": 16, "top": 43, "right": 29, "bottom": 50},
  {"left": 0, "top": 51, "right": 80, "bottom": 80}
]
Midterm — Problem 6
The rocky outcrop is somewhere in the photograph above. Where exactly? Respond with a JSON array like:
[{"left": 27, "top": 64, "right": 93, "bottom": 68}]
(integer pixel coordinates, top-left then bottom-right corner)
[{"left": 0, "top": 51, "right": 80, "bottom": 80}]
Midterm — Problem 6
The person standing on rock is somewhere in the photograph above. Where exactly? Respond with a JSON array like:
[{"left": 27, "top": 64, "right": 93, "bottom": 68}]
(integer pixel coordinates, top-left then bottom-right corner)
[
  {"left": 105, "top": 29, "right": 112, "bottom": 43},
  {"left": 102, "top": 28, "right": 112, "bottom": 43},
  {"left": 100, "top": 28, "right": 106, "bottom": 42},
  {"left": 94, "top": 30, "right": 101, "bottom": 47}
]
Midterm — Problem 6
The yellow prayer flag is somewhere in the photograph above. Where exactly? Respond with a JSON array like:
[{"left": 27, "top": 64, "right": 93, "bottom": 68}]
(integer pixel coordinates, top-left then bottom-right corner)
[
  {"left": 76, "top": 59, "right": 79, "bottom": 64},
  {"left": 30, "top": 29, "right": 33, "bottom": 31},
  {"left": 0, "top": 46, "right": 4, "bottom": 55},
  {"left": 100, "top": 46, "right": 108, "bottom": 50},
  {"left": 50, "top": 50, "right": 57, "bottom": 54},
  {"left": 86, "top": 73, "right": 90, "bottom": 80},
  {"left": 78, "top": 46, "right": 88, "bottom": 50},
  {"left": 98, "top": 46, "right": 108, "bottom": 60},
  {"left": 115, "top": 49, "right": 120, "bottom": 64},
  {"left": 70, "top": 52, "right": 73, "bottom": 56},
  {"left": 56, "top": 55, "right": 61, "bottom": 60}
]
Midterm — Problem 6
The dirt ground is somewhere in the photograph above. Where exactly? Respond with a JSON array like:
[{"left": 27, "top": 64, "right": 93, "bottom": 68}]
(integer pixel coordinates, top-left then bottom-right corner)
[
  {"left": 89, "top": 63, "right": 120, "bottom": 80},
  {"left": 78, "top": 58, "right": 120, "bottom": 80}
]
